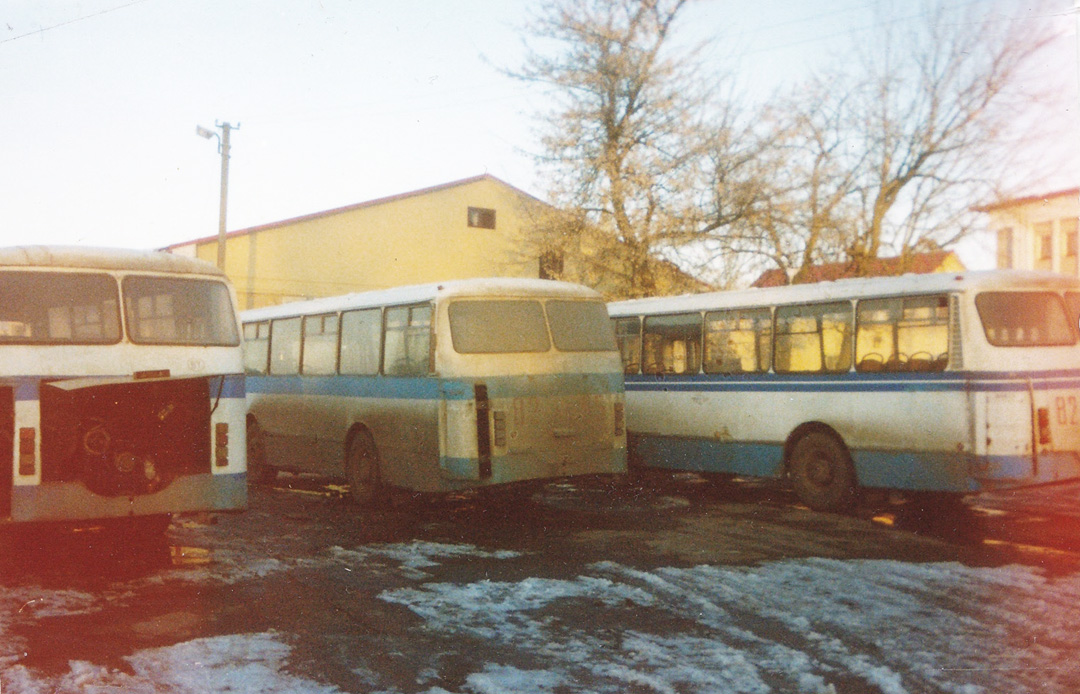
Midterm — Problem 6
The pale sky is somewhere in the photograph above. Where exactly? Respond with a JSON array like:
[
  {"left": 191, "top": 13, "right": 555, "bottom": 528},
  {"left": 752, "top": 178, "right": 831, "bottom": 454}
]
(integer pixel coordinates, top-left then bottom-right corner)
[{"left": 1, "top": 0, "right": 1076, "bottom": 266}]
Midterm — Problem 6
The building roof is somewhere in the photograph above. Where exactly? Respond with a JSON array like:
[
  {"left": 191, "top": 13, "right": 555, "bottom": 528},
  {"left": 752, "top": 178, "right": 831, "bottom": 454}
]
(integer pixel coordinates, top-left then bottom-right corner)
[
  {"left": 163, "top": 174, "right": 547, "bottom": 250},
  {"left": 974, "top": 187, "right": 1080, "bottom": 213},
  {"left": 750, "top": 251, "right": 961, "bottom": 288}
]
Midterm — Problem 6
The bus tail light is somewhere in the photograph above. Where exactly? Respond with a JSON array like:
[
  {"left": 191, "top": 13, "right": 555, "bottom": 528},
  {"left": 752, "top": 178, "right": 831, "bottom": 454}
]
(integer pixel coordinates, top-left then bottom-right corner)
[
  {"left": 215, "top": 422, "right": 229, "bottom": 467},
  {"left": 1037, "top": 407, "right": 1051, "bottom": 446},
  {"left": 614, "top": 402, "right": 625, "bottom": 438},
  {"left": 18, "top": 428, "right": 35, "bottom": 476},
  {"left": 492, "top": 410, "right": 507, "bottom": 448}
]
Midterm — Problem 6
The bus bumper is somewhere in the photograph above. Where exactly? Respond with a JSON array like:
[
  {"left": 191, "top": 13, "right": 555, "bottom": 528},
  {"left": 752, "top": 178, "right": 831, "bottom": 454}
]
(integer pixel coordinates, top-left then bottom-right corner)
[
  {"left": 441, "top": 448, "right": 627, "bottom": 489},
  {"left": 6, "top": 472, "right": 246, "bottom": 524},
  {"left": 970, "top": 452, "right": 1080, "bottom": 491}
]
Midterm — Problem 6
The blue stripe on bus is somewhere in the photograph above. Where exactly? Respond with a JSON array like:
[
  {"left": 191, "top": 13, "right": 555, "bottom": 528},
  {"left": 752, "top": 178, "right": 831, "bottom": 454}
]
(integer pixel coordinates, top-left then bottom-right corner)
[
  {"left": 632, "top": 434, "right": 1075, "bottom": 493},
  {"left": 245, "top": 372, "right": 624, "bottom": 399},
  {"left": 624, "top": 370, "right": 1080, "bottom": 394},
  {"left": 1, "top": 373, "right": 245, "bottom": 401}
]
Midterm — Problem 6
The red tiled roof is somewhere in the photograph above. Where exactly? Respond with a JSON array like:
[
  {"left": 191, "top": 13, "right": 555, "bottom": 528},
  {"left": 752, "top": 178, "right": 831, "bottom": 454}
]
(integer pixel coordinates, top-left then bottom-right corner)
[{"left": 751, "top": 251, "right": 959, "bottom": 288}]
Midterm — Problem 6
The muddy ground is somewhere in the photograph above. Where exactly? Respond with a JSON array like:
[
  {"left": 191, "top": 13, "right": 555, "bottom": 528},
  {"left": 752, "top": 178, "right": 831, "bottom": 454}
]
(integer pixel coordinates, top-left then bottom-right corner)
[{"left": 2, "top": 472, "right": 1079, "bottom": 693}]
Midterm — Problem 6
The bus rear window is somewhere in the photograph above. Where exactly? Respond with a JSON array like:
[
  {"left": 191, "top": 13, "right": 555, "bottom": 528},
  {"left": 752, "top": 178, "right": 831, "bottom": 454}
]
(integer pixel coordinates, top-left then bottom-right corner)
[
  {"left": 123, "top": 276, "right": 240, "bottom": 346},
  {"left": 0, "top": 271, "right": 120, "bottom": 344},
  {"left": 449, "top": 300, "right": 550, "bottom": 354},
  {"left": 546, "top": 300, "right": 617, "bottom": 352},
  {"left": 975, "top": 292, "right": 1076, "bottom": 347}
]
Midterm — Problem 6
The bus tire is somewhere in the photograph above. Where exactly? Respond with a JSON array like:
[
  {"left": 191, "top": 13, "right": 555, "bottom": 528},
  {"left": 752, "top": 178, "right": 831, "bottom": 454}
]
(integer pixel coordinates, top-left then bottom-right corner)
[
  {"left": 788, "top": 430, "right": 856, "bottom": 512},
  {"left": 345, "top": 429, "right": 381, "bottom": 506},
  {"left": 246, "top": 418, "right": 276, "bottom": 485}
]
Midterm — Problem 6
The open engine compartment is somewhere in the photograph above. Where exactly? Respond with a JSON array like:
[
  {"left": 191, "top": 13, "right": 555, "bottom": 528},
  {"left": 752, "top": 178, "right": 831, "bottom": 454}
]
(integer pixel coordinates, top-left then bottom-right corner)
[{"left": 39, "top": 376, "right": 211, "bottom": 497}]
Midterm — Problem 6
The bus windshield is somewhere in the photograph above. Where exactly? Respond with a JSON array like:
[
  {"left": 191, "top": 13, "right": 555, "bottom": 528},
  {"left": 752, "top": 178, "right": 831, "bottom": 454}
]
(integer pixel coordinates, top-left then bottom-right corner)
[
  {"left": 975, "top": 291, "right": 1076, "bottom": 347},
  {"left": 0, "top": 271, "right": 121, "bottom": 344},
  {"left": 123, "top": 276, "right": 240, "bottom": 346}
]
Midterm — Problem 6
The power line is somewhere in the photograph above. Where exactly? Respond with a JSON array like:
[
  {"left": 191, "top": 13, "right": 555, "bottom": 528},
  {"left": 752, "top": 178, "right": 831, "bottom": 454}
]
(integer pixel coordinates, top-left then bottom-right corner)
[{"left": 1, "top": 0, "right": 154, "bottom": 46}]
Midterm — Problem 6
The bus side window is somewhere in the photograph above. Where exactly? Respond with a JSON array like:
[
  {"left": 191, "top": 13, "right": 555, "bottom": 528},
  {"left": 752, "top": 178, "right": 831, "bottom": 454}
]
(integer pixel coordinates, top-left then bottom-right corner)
[
  {"left": 302, "top": 313, "right": 339, "bottom": 375},
  {"left": 340, "top": 308, "right": 382, "bottom": 375},
  {"left": 898, "top": 295, "right": 949, "bottom": 371},
  {"left": 384, "top": 303, "right": 432, "bottom": 376},
  {"left": 243, "top": 321, "right": 270, "bottom": 374},
  {"left": 269, "top": 316, "right": 302, "bottom": 375},
  {"left": 704, "top": 308, "right": 772, "bottom": 374},
  {"left": 857, "top": 295, "right": 949, "bottom": 372},
  {"left": 642, "top": 313, "right": 702, "bottom": 375},
  {"left": 613, "top": 317, "right": 641, "bottom": 374},
  {"left": 775, "top": 302, "right": 852, "bottom": 374}
]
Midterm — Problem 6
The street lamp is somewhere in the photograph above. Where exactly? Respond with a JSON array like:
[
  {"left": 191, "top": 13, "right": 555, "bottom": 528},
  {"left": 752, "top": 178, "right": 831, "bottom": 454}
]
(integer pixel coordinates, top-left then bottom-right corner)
[{"left": 196, "top": 121, "right": 239, "bottom": 270}]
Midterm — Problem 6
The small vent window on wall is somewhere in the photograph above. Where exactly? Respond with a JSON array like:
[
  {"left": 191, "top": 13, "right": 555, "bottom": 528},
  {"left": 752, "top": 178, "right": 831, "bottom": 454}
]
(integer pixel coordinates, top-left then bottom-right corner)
[{"left": 467, "top": 207, "right": 496, "bottom": 229}]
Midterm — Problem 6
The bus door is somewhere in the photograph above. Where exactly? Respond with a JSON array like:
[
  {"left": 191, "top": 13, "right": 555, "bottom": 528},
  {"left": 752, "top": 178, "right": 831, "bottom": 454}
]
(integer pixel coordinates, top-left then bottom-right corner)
[
  {"left": 984, "top": 387, "right": 1035, "bottom": 476},
  {"left": 984, "top": 382, "right": 1080, "bottom": 484}
]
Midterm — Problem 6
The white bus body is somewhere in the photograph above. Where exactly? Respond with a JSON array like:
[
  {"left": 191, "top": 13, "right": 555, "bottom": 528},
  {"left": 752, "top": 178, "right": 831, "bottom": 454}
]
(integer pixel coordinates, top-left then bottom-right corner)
[
  {"left": 608, "top": 270, "right": 1080, "bottom": 510},
  {"left": 0, "top": 246, "right": 247, "bottom": 526},
  {"left": 242, "top": 278, "right": 626, "bottom": 498}
]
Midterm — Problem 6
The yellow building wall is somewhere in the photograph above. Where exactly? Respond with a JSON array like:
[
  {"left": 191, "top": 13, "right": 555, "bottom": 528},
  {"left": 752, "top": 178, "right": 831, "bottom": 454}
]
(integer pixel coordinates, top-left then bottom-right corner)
[
  {"left": 192, "top": 177, "right": 544, "bottom": 309},
  {"left": 936, "top": 253, "right": 965, "bottom": 273}
]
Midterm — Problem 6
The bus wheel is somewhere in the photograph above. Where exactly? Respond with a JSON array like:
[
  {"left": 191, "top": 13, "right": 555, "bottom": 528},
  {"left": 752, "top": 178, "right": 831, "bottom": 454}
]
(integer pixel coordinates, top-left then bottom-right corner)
[
  {"left": 246, "top": 419, "right": 276, "bottom": 485},
  {"left": 788, "top": 431, "right": 856, "bottom": 512},
  {"left": 345, "top": 430, "right": 381, "bottom": 506}
]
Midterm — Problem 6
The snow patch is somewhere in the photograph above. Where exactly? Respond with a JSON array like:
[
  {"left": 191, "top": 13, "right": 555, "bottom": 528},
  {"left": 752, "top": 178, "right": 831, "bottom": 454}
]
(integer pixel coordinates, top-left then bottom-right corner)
[
  {"left": 1, "top": 632, "right": 341, "bottom": 694},
  {"left": 383, "top": 558, "right": 1080, "bottom": 693}
]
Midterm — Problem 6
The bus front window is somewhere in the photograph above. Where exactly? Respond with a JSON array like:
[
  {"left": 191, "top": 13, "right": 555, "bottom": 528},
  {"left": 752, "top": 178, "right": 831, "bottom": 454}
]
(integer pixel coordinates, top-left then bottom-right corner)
[
  {"left": 0, "top": 271, "right": 120, "bottom": 344},
  {"left": 122, "top": 276, "right": 240, "bottom": 346}
]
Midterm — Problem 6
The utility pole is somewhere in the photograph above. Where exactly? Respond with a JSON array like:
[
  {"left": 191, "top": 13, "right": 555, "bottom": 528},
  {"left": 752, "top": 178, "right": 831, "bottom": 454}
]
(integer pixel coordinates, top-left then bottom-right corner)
[{"left": 196, "top": 121, "right": 240, "bottom": 270}]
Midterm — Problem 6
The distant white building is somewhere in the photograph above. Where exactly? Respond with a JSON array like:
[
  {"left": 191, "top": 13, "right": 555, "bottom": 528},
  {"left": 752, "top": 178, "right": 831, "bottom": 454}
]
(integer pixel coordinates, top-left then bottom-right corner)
[{"left": 978, "top": 188, "right": 1080, "bottom": 275}]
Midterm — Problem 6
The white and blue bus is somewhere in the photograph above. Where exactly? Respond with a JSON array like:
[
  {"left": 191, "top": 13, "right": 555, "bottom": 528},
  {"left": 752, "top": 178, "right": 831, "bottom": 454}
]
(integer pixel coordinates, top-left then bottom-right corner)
[
  {"left": 0, "top": 246, "right": 247, "bottom": 530},
  {"left": 241, "top": 278, "right": 626, "bottom": 501},
  {"left": 608, "top": 270, "right": 1080, "bottom": 511}
]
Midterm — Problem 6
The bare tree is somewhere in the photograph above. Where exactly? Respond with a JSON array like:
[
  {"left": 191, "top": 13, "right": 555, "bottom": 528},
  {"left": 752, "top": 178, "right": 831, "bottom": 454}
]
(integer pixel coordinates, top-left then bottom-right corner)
[
  {"left": 512, "top": 0, "right": 734, "bottom": 298},
  {"left": 699, "top": 81, "right": 861, "bottom": 283},
  {"left": 517, "top": 0, "right": 1062, "bottom": 291},
  {"left": 814, "top": 1, "right": 1058, "bottom": 274},
  {"left": 716, "top": 1, "right": 1063, "bottom": 282}
]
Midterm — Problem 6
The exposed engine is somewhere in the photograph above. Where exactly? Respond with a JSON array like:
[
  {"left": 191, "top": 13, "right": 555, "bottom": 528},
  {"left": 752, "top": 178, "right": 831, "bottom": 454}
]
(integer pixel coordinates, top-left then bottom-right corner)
[{"left": 40, "top": 376, "right": 212, "bottom": 497}]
